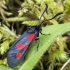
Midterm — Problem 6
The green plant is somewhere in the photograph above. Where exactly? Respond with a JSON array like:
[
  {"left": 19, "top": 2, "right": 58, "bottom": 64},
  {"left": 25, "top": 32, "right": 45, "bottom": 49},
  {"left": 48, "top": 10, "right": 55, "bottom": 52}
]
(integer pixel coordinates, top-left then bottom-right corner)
[{"left": 0, "top": 0, "right": 70, "bottom": 70}]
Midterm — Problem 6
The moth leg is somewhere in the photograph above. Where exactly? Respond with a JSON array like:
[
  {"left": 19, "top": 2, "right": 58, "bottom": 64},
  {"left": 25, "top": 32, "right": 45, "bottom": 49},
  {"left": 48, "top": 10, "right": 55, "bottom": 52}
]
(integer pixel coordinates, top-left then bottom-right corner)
[
  {"left": 35, "top": 38, "right": 40, "bottom": 51},
  {"left": 40, "top": 31, "right": 50, "bottom": 35}
]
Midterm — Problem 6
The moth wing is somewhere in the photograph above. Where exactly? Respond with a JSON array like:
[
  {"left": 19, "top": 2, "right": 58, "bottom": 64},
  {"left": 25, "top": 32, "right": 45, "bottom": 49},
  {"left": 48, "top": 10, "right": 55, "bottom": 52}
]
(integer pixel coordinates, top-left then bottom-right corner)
[
  {"left": 7, "top": 27, "right": 38, "bottom": 68},
  {"left": 7, "top": 31, "right": 30, "bottom": 68}
]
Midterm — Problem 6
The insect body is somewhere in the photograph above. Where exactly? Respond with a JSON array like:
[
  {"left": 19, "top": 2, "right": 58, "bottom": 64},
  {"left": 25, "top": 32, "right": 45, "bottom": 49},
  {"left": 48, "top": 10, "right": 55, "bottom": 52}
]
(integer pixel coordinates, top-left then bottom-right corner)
[
  {"left": 7, "top": 4, "right": 63, "bottom": 68},
  {"left": 7, "top": 4, "right": 48, "bottom": 68},
  {"left": 7, "top": 24, "right": 41, "bottom": 68}
]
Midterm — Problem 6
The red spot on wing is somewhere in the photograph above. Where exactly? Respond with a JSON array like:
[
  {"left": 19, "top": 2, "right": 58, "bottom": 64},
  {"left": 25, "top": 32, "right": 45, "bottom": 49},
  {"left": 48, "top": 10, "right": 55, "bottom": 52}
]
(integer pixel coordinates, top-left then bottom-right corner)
[
  {"left": 16, "top": 52, "right": 22, "bottom": 60},
  {"left": 27, "top": 33, "right": 36, "bottom": 42},
  {"left": 16, "top": 43, "right": 25, "bottom": 50},
  {"left": 16, "top": 43, "right": 28, "bottom": 50}
]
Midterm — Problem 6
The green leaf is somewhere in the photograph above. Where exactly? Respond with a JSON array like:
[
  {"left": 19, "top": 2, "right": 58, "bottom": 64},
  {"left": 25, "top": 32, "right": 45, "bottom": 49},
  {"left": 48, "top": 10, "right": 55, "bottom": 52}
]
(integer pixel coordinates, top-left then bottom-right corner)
[
  {"left": 18, "top": 23, "right": 70, "bottom": 70},
  {"left": 0, "top": 65, "right": 13, "bottom": 70},
  {"left": 22, "top": 20, "right": 38, "bottom": 26},
  {"left": 0, "top": 40, "right": 10, "bottom": 54}
]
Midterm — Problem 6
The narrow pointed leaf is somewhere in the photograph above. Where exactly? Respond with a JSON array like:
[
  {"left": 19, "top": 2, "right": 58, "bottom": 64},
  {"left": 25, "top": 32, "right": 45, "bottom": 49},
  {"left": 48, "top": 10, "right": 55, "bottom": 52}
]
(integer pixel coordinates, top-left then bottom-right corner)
[{"left": 18, "top": 23, "right": 70, "bottom": 70}]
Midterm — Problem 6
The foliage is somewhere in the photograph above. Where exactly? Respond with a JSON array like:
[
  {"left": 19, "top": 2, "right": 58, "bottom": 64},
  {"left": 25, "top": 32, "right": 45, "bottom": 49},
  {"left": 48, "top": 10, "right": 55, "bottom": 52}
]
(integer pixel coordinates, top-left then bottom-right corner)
[{"left": 0, "top": 0, "right": 70, "bottom": 70}]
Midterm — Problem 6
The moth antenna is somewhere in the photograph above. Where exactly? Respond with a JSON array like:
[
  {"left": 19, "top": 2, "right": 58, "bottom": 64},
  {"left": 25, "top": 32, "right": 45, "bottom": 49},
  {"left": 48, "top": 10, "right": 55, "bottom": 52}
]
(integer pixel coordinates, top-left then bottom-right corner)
[
  {"left": 48, "top": 12, "right": 63, "bottom": 20},
  {"left": 39, "top": 4, "right": 48, "bottom": 20},
  {"left": 41, "top": 12, "right": 63, "bottom": 24}
]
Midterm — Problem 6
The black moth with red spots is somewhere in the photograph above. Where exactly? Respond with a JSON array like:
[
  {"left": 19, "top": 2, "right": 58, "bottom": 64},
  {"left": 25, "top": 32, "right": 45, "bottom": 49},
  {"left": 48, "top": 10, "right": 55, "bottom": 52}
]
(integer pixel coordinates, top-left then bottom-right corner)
[
  {"left": 7, "top": 4, "right": 63, "bottom": 68},
  {"left": 7, "top": 4, "right": 49, "bottom": 68},
  {"left": 7, "top": 26, "right": 40, "bottom": 68}
]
